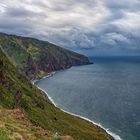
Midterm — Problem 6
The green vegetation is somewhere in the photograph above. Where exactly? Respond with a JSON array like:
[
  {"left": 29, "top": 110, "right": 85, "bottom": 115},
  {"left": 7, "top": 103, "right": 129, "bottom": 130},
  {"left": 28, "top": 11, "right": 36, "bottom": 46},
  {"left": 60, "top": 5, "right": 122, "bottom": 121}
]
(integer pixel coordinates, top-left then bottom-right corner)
[
  {"left": 0, "top": 106, "right": 49, "bottom": 140},
  {"left": 0, "top": 33, "right": 113, "bottom": 140},
  {"left": 27, "top": 44, "right": 41, "bottom": 60},
  {"left": 0, "top": 129, "right": 10, "bottom": 140}
]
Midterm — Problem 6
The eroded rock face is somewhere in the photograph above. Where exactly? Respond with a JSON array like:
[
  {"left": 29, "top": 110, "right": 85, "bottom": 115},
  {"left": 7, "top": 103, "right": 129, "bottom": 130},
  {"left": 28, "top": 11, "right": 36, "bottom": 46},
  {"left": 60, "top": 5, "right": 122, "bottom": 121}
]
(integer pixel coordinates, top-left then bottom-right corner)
[{"left": 0, "top": 33, "right": 92, "bottom": 80}]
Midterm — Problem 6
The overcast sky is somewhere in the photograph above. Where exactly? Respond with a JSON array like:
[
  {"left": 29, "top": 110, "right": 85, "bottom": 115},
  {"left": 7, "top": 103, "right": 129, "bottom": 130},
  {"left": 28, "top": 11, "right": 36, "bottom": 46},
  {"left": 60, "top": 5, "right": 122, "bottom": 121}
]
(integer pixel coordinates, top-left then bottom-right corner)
[{"left": 0, "top": 0, "right": 140, "bottom": 56}]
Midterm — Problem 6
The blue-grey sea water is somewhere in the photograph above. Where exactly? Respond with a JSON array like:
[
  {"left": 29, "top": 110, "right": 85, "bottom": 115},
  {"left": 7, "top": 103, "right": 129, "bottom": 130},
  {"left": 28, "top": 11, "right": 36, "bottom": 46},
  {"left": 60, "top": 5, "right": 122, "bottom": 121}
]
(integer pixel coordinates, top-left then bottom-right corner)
[{"left": 35, "top": 56, "right": 140, "bottom": 140}]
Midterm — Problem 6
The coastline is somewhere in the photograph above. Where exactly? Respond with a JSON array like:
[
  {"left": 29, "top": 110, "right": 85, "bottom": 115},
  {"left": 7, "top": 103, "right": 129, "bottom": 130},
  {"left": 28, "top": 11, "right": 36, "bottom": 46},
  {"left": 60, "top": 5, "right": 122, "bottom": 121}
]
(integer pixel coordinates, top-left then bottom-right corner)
[
  {"left": 32, "top": 71, "right": 122, "bottom": 140},
  {"left": 32, "top": 72, "right": 56, "bottom": 104}
]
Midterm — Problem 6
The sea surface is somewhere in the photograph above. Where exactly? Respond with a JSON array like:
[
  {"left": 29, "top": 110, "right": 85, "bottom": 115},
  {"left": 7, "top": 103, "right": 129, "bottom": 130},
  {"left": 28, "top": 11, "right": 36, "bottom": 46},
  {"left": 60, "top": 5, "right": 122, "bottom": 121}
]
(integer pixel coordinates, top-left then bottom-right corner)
[{"left": 35, "top": 56, "right": 140, "bottom": 140}]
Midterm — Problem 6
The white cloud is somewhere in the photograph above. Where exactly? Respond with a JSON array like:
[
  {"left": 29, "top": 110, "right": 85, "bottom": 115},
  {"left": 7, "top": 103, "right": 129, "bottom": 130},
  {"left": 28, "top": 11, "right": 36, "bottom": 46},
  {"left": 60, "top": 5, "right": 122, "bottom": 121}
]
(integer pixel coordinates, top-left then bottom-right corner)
[
  {"left": 0, "top": 0, "right": 140, "bottom": 55},
  {"left": 101, "top": 33, "right": 129, "bottom": 45},
  {"left": 112, "top": 12, "right": 140, "bottom": 32}
]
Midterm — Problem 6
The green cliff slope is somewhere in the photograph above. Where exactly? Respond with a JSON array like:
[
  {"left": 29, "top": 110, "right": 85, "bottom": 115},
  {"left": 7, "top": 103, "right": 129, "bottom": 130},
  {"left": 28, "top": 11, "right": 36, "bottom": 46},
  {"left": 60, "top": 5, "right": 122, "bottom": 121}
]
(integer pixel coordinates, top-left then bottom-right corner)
[{"left": 0, "top": 46, "right": 113, "bottom": 140}]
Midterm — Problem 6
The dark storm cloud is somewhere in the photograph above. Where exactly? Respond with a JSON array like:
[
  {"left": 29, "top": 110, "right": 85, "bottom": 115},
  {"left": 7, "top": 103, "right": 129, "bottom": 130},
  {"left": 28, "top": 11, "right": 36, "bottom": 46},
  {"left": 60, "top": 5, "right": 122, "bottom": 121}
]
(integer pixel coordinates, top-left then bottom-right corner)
[
  {"left": 0, "top": 0, "right": 140, "bottom": 55},
  {"left": 5, "top": 7, "right": 38, "bottom": 17},
  {"left": 105, "top": 0, "right": 140, "bottom": 11}
]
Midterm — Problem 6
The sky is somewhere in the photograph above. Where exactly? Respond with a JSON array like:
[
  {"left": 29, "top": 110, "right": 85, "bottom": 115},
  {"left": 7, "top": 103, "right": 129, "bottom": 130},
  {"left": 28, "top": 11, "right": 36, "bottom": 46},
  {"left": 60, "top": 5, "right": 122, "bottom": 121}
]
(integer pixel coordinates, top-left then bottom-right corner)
[{"left": 0, "top": 0, "right": 140, "bottom": 56}]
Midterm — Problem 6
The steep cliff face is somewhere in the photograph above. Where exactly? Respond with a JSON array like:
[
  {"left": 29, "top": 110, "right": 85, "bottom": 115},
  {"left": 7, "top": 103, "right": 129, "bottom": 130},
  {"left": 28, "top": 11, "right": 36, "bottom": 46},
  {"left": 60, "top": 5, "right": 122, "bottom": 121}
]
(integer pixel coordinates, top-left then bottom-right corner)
[
  {"left": 0, "top": 47, "right": 113, "bottom": 140},
  {"left": 0, "top": 33, "right": 92, "bottom": 79}
]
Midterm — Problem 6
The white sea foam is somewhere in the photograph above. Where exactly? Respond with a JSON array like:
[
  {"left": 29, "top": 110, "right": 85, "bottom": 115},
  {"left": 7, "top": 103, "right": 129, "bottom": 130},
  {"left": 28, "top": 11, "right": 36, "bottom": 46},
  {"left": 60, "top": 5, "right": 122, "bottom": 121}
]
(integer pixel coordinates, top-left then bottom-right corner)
[
  {"left": 32, "top": 74, "right": 123, "bottom": 140},
  {"left": 32, "top": 72, "right": 56, "bottom": 85}
]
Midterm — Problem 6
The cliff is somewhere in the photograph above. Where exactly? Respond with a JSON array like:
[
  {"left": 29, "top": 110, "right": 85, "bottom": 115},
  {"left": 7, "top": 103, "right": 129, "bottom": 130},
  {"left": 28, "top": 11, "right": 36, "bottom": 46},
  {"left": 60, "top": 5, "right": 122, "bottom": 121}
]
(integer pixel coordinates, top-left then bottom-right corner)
[
  {"left": 0, "top": 37, "right": 113, "bottom": 140},
  {"left": 0, "top": 33, "right": 92, "bottom": 80}
]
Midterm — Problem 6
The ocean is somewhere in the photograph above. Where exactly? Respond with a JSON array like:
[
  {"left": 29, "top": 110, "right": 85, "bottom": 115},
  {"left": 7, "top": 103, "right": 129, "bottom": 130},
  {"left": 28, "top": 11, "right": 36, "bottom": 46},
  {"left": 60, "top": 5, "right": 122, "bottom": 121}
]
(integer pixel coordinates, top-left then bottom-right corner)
[{"left": 35, "top": 56, "right": 140, "bottom": 140}]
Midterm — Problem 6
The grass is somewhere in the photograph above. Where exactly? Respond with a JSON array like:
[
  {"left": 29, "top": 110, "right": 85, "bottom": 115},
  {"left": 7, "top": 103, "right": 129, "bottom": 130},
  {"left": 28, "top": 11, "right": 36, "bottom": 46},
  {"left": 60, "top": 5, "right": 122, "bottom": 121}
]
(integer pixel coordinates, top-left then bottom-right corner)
[
  {"left": 0, "top": 106, "right": 73, "bottom": 140},
  {"left": 0, "top": 106, "right": 59, "bottom": 140},
  {"left": 0, "top": 129, "right": 10, "bottom": 140},
  {"left": 27, "top": 44, "right": 41, "bottom": 59}
]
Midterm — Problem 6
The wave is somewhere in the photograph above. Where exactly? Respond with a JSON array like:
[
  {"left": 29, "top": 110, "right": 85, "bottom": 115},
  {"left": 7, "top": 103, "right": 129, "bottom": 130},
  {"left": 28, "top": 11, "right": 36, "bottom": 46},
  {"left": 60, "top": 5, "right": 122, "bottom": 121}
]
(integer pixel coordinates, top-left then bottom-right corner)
[{"left": 32, "top": 73, "right": 122, "bottom": 140}]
